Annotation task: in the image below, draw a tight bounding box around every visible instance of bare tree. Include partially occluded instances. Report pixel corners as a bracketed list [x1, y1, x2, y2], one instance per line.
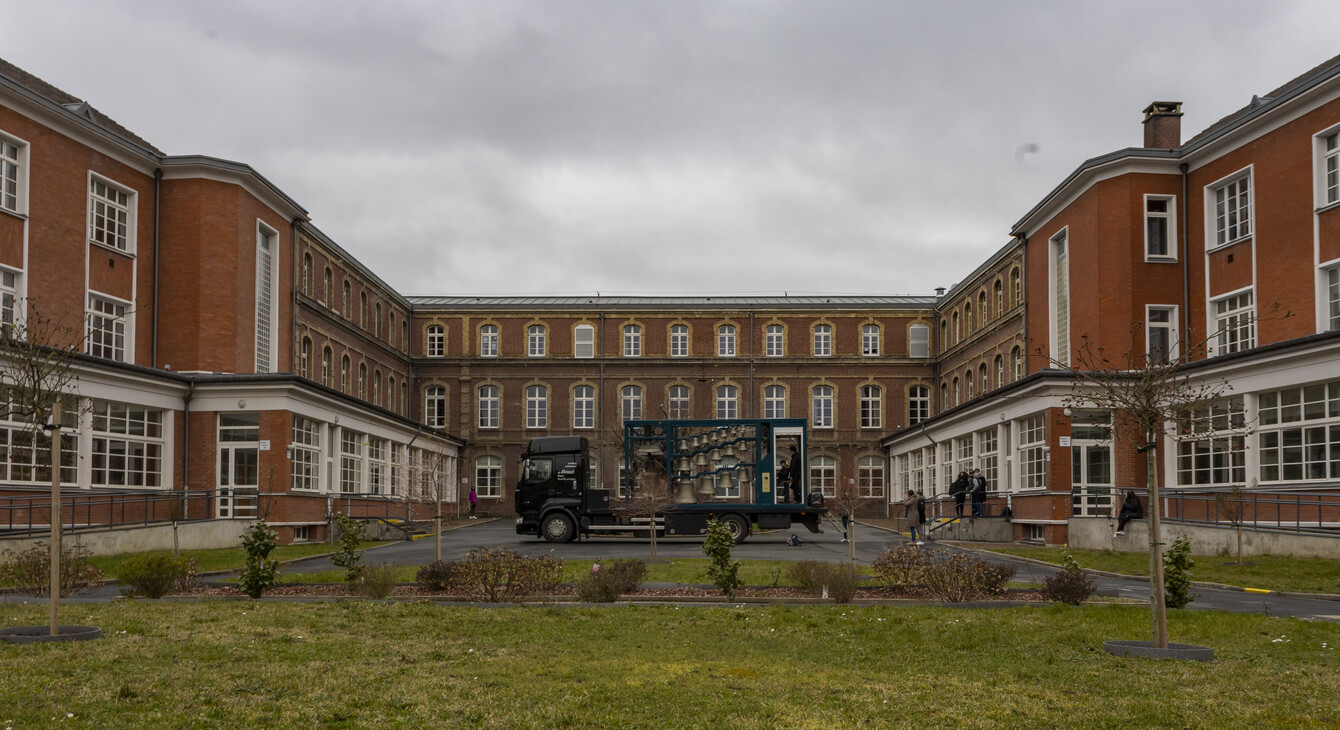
[0, 299, 92, 636]
[1215, 480, 1250, 566]
[395, 440, 458, 562]
[621, 454, 674, 559]
[828, 477, 877, 562]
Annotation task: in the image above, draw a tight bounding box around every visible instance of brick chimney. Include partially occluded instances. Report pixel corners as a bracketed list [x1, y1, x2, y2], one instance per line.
[1142, 101, 1183, 149]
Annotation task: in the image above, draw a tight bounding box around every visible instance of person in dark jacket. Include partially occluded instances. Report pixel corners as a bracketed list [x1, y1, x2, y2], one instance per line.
[1116, 491, 1144, 536]
[969, 469, 987, 517]
[776, 462, 791, 502]
[950, 472, 969, 516]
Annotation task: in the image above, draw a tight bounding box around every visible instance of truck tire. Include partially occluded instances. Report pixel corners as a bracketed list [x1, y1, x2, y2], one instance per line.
[541, 512, 576, 543]
[722, 514, 749, 544]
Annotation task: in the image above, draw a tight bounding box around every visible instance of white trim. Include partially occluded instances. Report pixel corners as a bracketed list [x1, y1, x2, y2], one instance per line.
[1144, 303, 1180, 364]
[86, 170, 138, 256]
[0, 128, 31, 216]
[1047, 227, 1070, 366]
[1312, 122, 1340, 209]
[254, 220, 279, 373]
[1202, 164, 1254, 253]
[1206, 285, 1255, 357]
[1142, 193, 1177, 262]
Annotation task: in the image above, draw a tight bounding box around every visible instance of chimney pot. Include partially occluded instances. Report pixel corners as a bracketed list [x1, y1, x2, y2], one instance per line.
[1142, 101, 1183, 149]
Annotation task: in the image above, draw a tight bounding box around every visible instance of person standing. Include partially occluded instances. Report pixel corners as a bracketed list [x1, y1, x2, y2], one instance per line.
[1116, 491, 1144, 536]
[468, 486, 478, 519]
[950, 471, 969, 516]
[970, 469, 987, 517]
[788, 445, 804, 503]
[904, 490, 924, 545]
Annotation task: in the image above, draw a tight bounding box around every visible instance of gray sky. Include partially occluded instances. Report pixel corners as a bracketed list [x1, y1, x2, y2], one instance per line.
[7, 1, 1339, 296]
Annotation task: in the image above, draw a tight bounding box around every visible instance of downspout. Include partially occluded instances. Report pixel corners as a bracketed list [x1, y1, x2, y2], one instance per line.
[747, 310, 755, 418]
[291, 218, 302, 373]
[1179, 163, 1191, 348]
[152, 168, 162, 367]
[181, 380, 195, 499]
[598, 312, 605, 485]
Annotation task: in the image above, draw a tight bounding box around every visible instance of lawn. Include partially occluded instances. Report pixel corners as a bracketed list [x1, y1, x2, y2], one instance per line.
[82, 541, 392, 579]
[276, 558, 867, 586]
[984, 547, 1340, 595]
[1, 601, 1337, 728]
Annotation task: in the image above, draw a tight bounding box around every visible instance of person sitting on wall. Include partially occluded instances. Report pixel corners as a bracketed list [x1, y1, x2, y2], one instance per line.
[1116, 491, 1144, 536]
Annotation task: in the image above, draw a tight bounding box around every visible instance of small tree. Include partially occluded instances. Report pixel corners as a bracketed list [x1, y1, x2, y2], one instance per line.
[828, 477, 877, 562]
[395, 440, 457, 562]
[703, 518, 742, 600]
[238, 521, 280, 599]
[331, 512, 365, 582]
[1214, 482, 1249, 566]
[1163, 535, 1195, 609]
[622, 455, 674, 559]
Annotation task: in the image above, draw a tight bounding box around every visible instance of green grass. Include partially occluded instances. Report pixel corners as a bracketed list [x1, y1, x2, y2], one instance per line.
[985, 547, 1340, 595]
[2, 601, 1337, 728]
[85, 541, 390, 579]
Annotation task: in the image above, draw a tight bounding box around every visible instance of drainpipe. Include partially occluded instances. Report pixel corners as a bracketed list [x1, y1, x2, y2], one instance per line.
[747, 310, 755, 418]
[1179, 163, 1191, 349]
[182, 380, 195, 504]
[152, 168, 162, 367]
[291, 218, 302, 373]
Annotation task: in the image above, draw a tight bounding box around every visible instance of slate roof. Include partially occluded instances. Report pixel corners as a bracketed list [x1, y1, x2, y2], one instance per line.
[0, 57, 164, 155]
[406, 295, 937, 309]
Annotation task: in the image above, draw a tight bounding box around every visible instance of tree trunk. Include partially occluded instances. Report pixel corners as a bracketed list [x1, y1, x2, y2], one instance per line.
[435, 495, 443, 563]
[1146, 438, 1168, 649]
[848, 518, 856, 562]
[49, 397, 62, 636]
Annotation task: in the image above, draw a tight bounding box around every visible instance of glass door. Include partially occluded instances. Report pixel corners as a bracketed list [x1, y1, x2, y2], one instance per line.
[1071, 444, 1113, 516]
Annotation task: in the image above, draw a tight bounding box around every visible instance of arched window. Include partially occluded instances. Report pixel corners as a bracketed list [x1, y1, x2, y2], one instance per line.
[860, 385, 882, 429]
[939, 320, 947, 354]
[952, 377, 960, 407]
[668, 384, 691, 419]
[323, 267, 332, 307]
[858, 456, 885, 498]
[939, 383, 948, 411]
[621, 385, 643, 421]
[862, 324, 880, 356]
[300, 337, 312, 380]
[426, 325, 445, 358]
[574, 323, 595, 358]
[763, 385, 786, 419]
[341, 355, 350, 393]
[909, 385, 930, 425]
[964, 302, 973, 334]
[526, 385, 548, 428]
[765, 324, 784, 357]
[670, 324, 689, 357]
[374, 303, 382, 338]
[623, 324, 642, 357]
[480, 324, 498, 357]
[358, 363, 367, 399]
[342, 280, 350, 318]
[994, 354, 1004, 389]
[478, 385, 499, 428]
[812, 324, 832, 356]
[359, 292, 368, 329]
[301, 253, 312, 297]
[993, 280, 1003, 318]
[810, 455, 837, 498]
[528, 325, 546, 357]
[812, 385, 834, 428]
[321, 347, 332, 387]
[373, 370, 382, 406]
[716, 385, 738, 419]
[573, 385, 595, 429]
[980, 363, 988, 394]
[978, 292, 987, 324]
[387, 375, 396, 412]
[952, 312, 960, 344]
[1010, 267, 1022, 307]
[402, 321, 409, 353]
[965, 371, 974, 400]
[717, 324, 736, 357]
[424, 385, 446, 427]
[1012, 346, 1023, 381]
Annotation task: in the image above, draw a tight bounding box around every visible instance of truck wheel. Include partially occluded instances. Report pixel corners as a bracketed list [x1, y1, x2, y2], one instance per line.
[722, 514, 749, 544]
[541, 513, 576, 543]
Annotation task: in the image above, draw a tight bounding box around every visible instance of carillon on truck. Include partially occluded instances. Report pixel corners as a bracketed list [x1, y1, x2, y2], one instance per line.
[515, 418, 826, 543]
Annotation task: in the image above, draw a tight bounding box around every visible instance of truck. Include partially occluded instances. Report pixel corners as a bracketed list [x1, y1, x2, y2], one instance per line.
[515, 417, 826, 544]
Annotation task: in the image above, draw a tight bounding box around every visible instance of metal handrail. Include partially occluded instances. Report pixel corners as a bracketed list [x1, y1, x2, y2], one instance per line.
[1103, 488, 1340, 536]
[0, 489, 221, 539]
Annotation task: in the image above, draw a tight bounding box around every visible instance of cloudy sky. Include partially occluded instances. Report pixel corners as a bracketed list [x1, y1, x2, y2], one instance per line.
[7, 1, 1339, 296]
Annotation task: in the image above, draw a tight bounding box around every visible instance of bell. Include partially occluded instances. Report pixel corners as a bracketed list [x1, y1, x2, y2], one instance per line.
[710, 448, 723, 463]
[675, 480, 696, 503]
[694, 451, 709, 467]
[676, 456, 691, 473]
[723, 441, 736, 458]
[718, 470, 734, 490]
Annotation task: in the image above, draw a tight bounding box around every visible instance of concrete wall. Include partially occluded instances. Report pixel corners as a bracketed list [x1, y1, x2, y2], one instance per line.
[1, 520, 253, 557]
[1069, 517, 1340, 559]
[928, 516, 1014, 542]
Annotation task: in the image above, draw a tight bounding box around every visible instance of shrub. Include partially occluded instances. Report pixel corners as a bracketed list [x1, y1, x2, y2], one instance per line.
[1041, 549, 1095, 606]
[356, 563, 399, 600]
[871, 543, 933, 587]
[415, 561, 460, 592]
[238, 521, 280, 599]
[117, 551, 197, 599]
[576, 559, 648, 602]
[331, 513, 366, 583]
[0, 543, 103, 598]
[818, 562, 861, 604]
[1164, 535, 1195, 609]
[703, 519, 742, 600]
[449, 548, 564, 603]
[785, 560, 829, 592]
[921, 553, 1015, 602]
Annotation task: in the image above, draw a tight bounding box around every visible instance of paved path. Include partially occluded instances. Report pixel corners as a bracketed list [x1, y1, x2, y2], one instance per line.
[7, 518, 1339, 621]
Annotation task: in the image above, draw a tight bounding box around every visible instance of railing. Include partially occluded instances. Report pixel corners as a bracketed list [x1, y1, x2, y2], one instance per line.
[0, 489, 224, 539]
[1153, 488, 1340, 535]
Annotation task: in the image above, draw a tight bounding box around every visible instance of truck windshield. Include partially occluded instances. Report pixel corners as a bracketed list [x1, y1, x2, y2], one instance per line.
[523, 458, 553, 482]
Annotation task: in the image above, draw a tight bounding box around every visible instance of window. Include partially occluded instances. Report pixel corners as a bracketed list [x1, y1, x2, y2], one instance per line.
[1321, 130, 1340, 207]
[909, 323, 930, 358]
[88, 176, 133, 252]
[359, 292, 368, 329]
[324, 268, 333, 308]
[255, 224, 276, 373]
[1177, 397, 1247, 487]
[299, 338, 312, 380]
[764, 385, 786, 419]
[478, 385, 500, 429]
[994, 355, 1004, 390]
[0, 270, 17, 335]
[909, 385, 929, 425]
[1147, 306, 1178, 365]
[89, 400, 162, 488]
[765, 324, 784, 357]
[668, 385, 691, 419]
[857, 456, 885, 498]
[401, 321, 409, 353]
[993, 280, 1003, 318]
[1326, 265, 1340, 331]
[372, 370, 382, 406]
[860, 324, 880, 356]
[1010, 267, 1021, 307]
[1145, 195, 1175, 259]
[387, 376, 395, 412]
[401, 382, 408, 414]
[978, 292, 987, 324]
[670, 324, 689, 357]
[574, 324, 595, 358]
[951, 312, 960, 345]
[957, 435, 974, 476]
[367, 438, 387, 494]
[476, 456, 502, 498]
[715, 385, 738, 420]
[526, 385, 548, 428]
[480, 324, 498, 357]
[1257, 381, 1340, 483]
[964, 370, 974, 401]
[357, 363, 367, 399]
[939, 321, 947, 354]
[528, 325, 546, 357]
[718, 324, 736, 357]
[1050, 229, 1070, 366]
[340, 429, 363, 493]
[321, 347, 332, 387]
[342, 280, 350, 317]
[621, 385, 643, 421]
[1019, 414, 1046, 490]
[860, 385, 882, 429]
[426, 325, 445, 357]
[301, 253, 312, 297]
[1213, 291, 1255, 355]
[964, 302, 973, 334]
[1211, 173, 1252, 247]
[952, 377, 959, 407]
[87, 295, 127, 362]
[623, 324, 642, 357]
[810, 456, 836, 498]
[812, 324, 831, 356]
[1012, 346, 1023, 381]
[573, 385, 595, 429]
[374, 303, 382, 338]
[341, 355, 350, 393]
[979, 363, 988, 394]
[0, 134, 24, 213]
[978, 428, 998, 492]
[812, 385, 834, 428]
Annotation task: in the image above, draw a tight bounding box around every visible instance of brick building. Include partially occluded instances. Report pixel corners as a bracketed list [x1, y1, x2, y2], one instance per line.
[3, 52, 1339, 546]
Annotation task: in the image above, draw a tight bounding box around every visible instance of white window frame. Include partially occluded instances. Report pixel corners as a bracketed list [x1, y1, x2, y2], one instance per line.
[340, 429, 364, 494]
[621, 385, 643, 422]
[717, 324, 736, 358]
[668, 385, 690, 419]
[87, 293, 130, 362]
[90, 400, 164, 488]
[861, 324, 880, 356]
[765, 324, 784, 357]
[623, 324, 642, 357]
[0, 131, 29, 215]
[715, 385, 738, 420]
[476, 455, 502, 498]
[812, 385, 834, 429]
[1325, 263, 1340, 332]
[0, 269, 20, 336]
[574, 324, 595, 359]
[1210, 288, 1255, 356]
[1146, 304, 1179, 365]
[1018, 414, 1046, 490]
[908, 385, 929, 425]
[87, 173, 136, 254]
[857, 456, 885, 499]
[478, 385, 500, 429]
[1206, 167, 1253, 250]
[424, 385, 447, 428]
[908, 323, 930, 358]
[1048, 228, 1070, 367]
[810, 456, 836, 499]
[573, 385, 595, 429]
[528, 324, 546, 357]
[426, 325, 445, 357]
[859, 385, 882, 429]
[670, 324, 689, 357]
[1314, 125, 1340, 209]
[480, 324, 498, 357]
[812, 324, 832, 357]
[1144, 194, 1176, 261]
[763, 385, 786, 419]
[526, 385, 548, 428]
[254, 222, 277, 373]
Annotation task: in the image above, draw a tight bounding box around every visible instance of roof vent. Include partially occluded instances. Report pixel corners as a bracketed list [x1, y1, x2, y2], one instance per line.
[934, 287, 947, 296]
[61, 101, 96, 121]
[1250, 94, 1272, 108]
[1142, 101, 1183, 148]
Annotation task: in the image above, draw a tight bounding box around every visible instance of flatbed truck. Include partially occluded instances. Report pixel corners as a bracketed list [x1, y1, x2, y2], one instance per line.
[515, 418, 825, 543]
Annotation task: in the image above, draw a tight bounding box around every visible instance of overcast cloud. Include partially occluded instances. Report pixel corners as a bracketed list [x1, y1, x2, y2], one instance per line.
[6, 1, 1339, 296]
